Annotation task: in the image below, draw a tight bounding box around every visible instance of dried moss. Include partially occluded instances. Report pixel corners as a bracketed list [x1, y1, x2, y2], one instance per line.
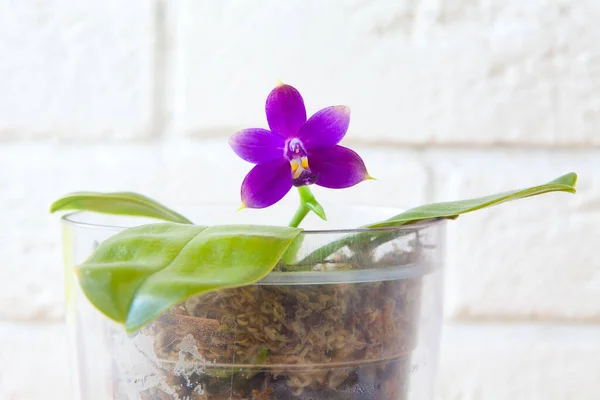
[131, 237, 426, 399]
[134, 274, 421, 399]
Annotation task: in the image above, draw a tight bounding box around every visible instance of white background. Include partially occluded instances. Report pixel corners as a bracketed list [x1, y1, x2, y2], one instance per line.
[0, 1, 599, 399]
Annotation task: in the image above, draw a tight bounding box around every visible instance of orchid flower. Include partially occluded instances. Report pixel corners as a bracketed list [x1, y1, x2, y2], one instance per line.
[229, 83, 370, 209]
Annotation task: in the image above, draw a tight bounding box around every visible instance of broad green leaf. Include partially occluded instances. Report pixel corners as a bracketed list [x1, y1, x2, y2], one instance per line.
[369, 172, 577, 228]
[295, 173, 577, 265]
[50, 192, 192, 224]
[77, 223, 301, 332]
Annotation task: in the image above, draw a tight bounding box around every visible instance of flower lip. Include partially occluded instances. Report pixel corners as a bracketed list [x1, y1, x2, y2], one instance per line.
[292, 170, 319, 187]
[286, 138, 318, 186]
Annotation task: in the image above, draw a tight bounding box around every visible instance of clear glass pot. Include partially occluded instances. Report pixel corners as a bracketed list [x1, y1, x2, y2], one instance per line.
[62, 206, 445, 400]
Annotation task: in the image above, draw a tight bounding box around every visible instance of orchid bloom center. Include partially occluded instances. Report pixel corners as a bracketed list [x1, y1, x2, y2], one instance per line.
[285, 138, 318, 187]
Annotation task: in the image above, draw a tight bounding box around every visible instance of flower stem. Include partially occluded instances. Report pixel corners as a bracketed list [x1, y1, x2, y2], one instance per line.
[288, 204, 310, 228]
[288, 186, 327, 228]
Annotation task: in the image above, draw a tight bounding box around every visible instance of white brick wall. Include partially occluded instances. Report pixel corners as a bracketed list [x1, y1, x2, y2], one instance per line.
[0, 0, 156, 140]
[0, 1, 598, 399]
[172, 0, 600, 146]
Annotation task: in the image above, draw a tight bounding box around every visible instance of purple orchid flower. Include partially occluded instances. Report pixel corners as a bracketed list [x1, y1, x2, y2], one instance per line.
[229, 83, 370, 209]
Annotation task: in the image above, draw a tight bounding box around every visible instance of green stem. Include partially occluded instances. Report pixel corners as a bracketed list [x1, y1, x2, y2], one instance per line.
[288, 186, 326, 228]
[283, 186, 327, 265]
[288, 203, 310, 228]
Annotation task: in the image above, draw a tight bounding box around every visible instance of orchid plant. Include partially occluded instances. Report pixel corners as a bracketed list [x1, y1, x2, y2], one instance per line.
[51, 83, 578, 333]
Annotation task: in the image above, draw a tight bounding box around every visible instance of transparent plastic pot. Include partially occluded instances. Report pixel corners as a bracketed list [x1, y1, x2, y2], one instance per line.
[62, 206, 445, 400]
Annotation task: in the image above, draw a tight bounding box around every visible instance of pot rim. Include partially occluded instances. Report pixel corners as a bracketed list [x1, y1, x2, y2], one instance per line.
[61, 209, 445, 234]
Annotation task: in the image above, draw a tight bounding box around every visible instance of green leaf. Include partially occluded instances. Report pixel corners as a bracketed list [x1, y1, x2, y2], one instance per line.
[294, 172, 577, 266]
[50, 191, 192, 224]
[280, 235, 304, 265]
[369, 172, 577, 228]
[77, 223, 301, 332]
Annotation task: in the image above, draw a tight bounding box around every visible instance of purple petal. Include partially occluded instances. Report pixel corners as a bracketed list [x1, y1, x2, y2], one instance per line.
[241, 159, 292, 208]
[229, 128, 284, 164]
[265, 84, 307, 138]
[298, 106, 350, 151]
[309, 145, 369, 189]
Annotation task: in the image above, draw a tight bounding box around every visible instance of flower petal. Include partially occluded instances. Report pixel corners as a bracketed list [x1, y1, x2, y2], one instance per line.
[298, 106, 350, 151]
[265, 84, 307, 138]
[229, 128, 284, 164]
[241, 159, 293, 208]
[309, 145, 369, 189]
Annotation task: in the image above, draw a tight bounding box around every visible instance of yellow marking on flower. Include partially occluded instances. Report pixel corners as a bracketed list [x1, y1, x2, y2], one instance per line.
[301, 157, 309, 170]
[291, 155, 311, 180]
[291, 159, 303, 179]
[276, 78, 285, 87]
